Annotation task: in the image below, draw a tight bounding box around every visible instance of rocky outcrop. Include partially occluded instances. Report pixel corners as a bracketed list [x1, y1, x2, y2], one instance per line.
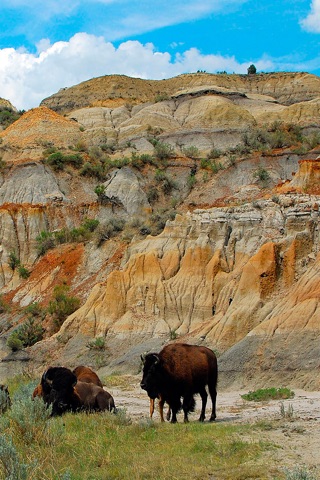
[41, 72, 320, 114]
[36, 192, 319, 389]
[0, 107, 83, 162]
[1, 72, 320, 389]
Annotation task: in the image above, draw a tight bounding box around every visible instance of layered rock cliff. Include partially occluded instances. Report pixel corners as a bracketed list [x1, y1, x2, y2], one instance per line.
[0, 72, 320, 389]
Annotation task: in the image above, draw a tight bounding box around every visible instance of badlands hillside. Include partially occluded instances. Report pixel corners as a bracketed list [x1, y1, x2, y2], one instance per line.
[0, 71, 320, 390]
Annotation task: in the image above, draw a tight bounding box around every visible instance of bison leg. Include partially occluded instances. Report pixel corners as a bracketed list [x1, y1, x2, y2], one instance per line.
[166, 405, 171, 422]
[149, 397, 155, 418]
[170, 398, 181, 423]
[208, 383, 217, 421]
[182, 395, 195, 423]
[158, 396, 165, 422]
[199, 387, 208, 422]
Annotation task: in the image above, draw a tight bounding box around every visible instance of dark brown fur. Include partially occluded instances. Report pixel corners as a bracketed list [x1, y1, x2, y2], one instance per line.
[74, 381, 116, 412]
[141, 343, 218, 423]
[36, 366, 116, 416]
[72, 365, 103, 388]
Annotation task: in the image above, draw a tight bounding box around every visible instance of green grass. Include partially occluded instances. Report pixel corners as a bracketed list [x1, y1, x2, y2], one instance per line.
[241, 387, 295, 402]
[0, 413, 274, 479]
[0, 377, 290, 479]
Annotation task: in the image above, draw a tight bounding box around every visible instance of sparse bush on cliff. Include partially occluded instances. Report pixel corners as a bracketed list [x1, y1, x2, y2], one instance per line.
[18, 265, 31, 280]
[36, 231, 55, 256]
[241, 122, 304, 153]
[36, 219, 100, 256]
[154, 169, 178, 194]
[7, 317, 44, 351]
[48, 284, 80, 329]
[8, 252, 31, 279]
[8, 252, 20, 271]
[181, 145, 200, 159]
[153, 140, 175, 160]
[44, 150, 83, 171]
[253, 166, 271, 187]
[94, 217, 126, 246]
[0, 107, 23, 129]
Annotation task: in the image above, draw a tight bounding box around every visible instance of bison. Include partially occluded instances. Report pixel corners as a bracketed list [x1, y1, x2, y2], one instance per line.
[140, 343, 217, 423]
[40, 366, 80, 416]
[38, 366, 116, 416]
[72, 365, 103, 388]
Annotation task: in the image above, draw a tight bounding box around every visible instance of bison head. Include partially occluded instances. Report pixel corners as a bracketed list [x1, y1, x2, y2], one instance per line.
[140, 353, 162, 399]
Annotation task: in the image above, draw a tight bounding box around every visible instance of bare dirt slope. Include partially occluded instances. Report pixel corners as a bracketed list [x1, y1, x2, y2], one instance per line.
[108, 376, 320, 477]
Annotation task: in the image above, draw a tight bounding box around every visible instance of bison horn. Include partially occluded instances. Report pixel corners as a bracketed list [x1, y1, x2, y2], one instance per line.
[150, 353, 160, 364]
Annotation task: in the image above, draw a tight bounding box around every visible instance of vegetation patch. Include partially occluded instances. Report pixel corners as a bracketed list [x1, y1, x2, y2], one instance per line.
[0, 376, 276, 480]
[241, 387, 295, 402]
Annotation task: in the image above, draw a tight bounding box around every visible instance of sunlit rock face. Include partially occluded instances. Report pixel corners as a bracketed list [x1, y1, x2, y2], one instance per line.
[1, 72, 320, 388]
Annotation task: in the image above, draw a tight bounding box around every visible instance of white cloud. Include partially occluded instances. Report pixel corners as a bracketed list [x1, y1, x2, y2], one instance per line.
[300, 0, 320, 32]
[0, 33, 312, 111]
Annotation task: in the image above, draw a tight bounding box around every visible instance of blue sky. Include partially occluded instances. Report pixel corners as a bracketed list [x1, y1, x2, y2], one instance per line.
[0, 0, 319, 110]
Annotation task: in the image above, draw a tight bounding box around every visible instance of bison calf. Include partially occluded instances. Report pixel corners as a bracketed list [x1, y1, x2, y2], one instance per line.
[141, 343, 217, 423]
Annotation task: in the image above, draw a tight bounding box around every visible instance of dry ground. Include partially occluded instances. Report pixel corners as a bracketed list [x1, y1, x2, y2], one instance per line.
[107, 375, 320, 477]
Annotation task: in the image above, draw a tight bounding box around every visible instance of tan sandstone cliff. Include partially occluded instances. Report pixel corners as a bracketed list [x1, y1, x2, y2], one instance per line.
[0, 72, 320, 389]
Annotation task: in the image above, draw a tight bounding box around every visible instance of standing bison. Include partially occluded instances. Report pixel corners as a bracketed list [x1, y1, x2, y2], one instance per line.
[140, 343, 218, 423]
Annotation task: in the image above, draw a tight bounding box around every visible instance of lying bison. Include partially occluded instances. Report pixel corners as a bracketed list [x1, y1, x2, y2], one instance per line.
[141, 343, 217, 423]
[72, 365, 103, 388]
[38, 366, 116, 416]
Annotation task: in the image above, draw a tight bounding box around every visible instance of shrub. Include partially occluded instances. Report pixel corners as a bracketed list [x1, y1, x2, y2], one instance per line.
[182, 145, 200, 159]
[94, 184, 106, 203]
[8, 252, 20, 271]
[24, 302, 44, 318]
[48, 284, 80, 328]
[207, 146, 222, 159]
[9, 383, 53, 444]
[283, 466, 317, 480]
[63, 153, 83, 168]
[82, 218, 99, 232]
[36, 231, 55, 256]
[153, 141, 175, 160]
[154, 169, 177, 194]
[0, 434, 28, 479]
[0, 107, 23, 129]
[46, 151, 65, 170]
[87, 337, 105, 350]
[18, 265, 30, 280]
[187, 174, 197, 190]
[253, 166, 271, 186]
[7, 318, 44, 351]
[154, 93, 170, 102]
[6, 334, 23, 352]
[146, 187, 159, 204]
[241, 387, 295, 402]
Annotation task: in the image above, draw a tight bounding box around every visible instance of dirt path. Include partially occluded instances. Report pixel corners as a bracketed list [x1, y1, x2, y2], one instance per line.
[107, 376, 320, 477]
